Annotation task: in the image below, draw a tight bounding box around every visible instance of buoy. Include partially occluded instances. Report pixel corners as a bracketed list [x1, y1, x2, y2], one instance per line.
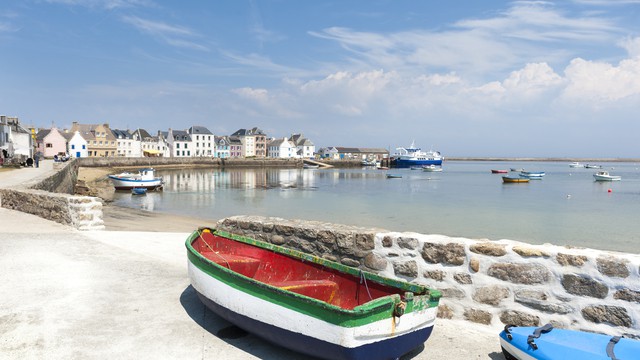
[567, 194, 571, 198]
[608, 189, 612, 193]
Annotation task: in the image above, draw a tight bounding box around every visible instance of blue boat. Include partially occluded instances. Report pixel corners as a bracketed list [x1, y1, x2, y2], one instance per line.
[520, 171, 545, 179]
[499, 324, 640, 360]
[131, 187, 148, 195]
[393, 141, 443, 168]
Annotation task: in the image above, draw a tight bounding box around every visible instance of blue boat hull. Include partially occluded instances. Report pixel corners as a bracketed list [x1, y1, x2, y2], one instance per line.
[195, 290, 433, 360]
[499, 325, 640, 360]
[394, 159, 442, 168]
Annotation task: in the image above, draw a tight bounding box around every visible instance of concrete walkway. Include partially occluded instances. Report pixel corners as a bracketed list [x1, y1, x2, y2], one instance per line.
[0, 159, 57, 189]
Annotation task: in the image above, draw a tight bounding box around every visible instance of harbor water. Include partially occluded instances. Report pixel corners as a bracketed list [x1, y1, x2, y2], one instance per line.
[112, 161, 640, 254]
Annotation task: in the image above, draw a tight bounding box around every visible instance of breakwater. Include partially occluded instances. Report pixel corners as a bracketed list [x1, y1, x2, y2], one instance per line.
[216, 215, 640, 337]
[0, 160, 104, 230]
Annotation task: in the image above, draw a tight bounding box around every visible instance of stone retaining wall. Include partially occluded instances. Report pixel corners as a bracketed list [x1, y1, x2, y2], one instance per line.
[216, 215, 640, 338]
[0, 160, 104, 230]
[77, 157, 303, 168]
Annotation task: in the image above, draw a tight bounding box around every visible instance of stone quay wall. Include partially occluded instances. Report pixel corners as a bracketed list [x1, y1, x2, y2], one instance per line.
[0, 160, 104, 230]
[216, 215, 640, 338]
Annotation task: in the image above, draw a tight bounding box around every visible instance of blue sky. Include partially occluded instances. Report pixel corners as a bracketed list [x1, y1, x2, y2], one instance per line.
[1, 1, 640, 157]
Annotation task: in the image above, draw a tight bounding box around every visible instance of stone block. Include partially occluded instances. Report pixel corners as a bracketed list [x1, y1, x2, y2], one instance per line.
[469, 242, 507, 257]
[487, 263, 550, 284]
[454, 273, 472, 284]
[556, 253, 588, 267]
[469, 258, 480, 273]
[439, 287, 466, 299]
[514, 289, 573, 314]
[421, 242, 466, 266]
[464, 309, 492, 325]
[581, 305, 632, 327]
[270, 235, 286, 245]
[596, 256, 630, 278]
[381, 236, 393, 247]
[363, 253, 387, 271]
[512, 246, 549, 258]
[393, 260, 418, 278]
[613, 288, 640, 303]
[340, 258, 360, 267]
[472, 285, 510, 305]
[499, 310, 540, 327]
[424, 270, 445, 281]
[355, 233, 375, 251]
[561, 274, 608, 299]
[437, 304, 454, 319]
[397, 236, 419, 250]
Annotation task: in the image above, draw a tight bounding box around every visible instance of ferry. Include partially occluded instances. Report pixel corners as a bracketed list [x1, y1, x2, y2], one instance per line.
[393, 141, 443, 168]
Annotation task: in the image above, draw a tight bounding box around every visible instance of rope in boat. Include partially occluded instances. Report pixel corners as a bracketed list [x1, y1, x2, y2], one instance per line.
[359, 270, 373, 302]
[197, 229, 230, 269]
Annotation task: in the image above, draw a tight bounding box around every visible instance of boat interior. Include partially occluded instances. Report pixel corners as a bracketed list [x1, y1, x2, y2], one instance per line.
[191, 230, 417, 310]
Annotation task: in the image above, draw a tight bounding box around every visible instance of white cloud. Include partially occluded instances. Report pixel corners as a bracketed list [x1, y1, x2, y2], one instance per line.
[562, 57, 640, 102]
[619, 36, 640, 58]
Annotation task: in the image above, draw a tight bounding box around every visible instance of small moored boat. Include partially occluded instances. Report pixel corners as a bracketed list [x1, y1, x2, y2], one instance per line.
[108, 168, 163, 190]
[510, 168, 524, 172]
[186, 228, 441, 360]
[520, 171, 545, 179]
[502, 176, 529, 183]
[593, 171, 621, 181]
[386, 174, 403, 179]
[569, 162, 585, 168]
[491, 169, 508, 174]
[585, 164, 603, 169]
[422, 165, 443, 172]
[131, 187, 147, 195]
[499, 323, 640, 360]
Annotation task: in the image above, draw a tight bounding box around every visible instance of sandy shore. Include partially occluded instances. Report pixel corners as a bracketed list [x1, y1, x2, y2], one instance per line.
[102, 204, 217, 232]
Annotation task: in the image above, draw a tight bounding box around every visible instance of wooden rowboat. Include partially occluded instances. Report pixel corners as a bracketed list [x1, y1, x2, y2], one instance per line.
[186, 228, 441, 360]
[499, 324, 640, 360]
[502, 176, 529, 183]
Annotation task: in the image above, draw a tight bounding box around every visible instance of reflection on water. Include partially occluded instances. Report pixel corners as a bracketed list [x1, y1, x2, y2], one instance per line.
[111, 163, 640, 253]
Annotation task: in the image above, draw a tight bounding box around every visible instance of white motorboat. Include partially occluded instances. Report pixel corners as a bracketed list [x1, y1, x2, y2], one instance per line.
[569, 162, 584, 168]
[422, 165, 443, 172]
[593, 171, 621, 181]
[108, 168, 164, 190]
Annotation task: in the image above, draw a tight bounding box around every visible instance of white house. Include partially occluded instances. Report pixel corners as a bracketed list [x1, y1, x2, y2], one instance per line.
[112, 129, 140, 157]
[7, 118, 34, 159]
[267, 137, 297, 158]
[318, 147, 340, 160]
[167, 129, 192, 157]
[188, 126, 215, 157]
[68, 131, 88, 158]
[214, 136, 230, 158]
[289, 133, 315, 159]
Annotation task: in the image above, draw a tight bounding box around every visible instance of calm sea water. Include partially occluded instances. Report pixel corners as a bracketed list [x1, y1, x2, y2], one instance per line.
[112, 161, 640, 253]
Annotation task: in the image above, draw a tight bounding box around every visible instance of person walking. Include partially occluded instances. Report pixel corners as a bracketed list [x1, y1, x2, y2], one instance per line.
[34, 152, 40, 168]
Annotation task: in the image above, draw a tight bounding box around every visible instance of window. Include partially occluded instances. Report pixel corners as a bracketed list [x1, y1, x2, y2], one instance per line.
[46, 143, 53, 148]
[82, 145, 86, 149]
[71, 145, 75, 149]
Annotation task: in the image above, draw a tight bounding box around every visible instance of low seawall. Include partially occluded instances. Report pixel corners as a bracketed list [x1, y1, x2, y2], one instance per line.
[216, 215, 640, 337]
[77, 157, 304, 168]
[0, 160, 104, 230]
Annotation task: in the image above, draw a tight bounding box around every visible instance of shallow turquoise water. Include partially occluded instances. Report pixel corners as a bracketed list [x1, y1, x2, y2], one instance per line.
[112, 161, 640, 253]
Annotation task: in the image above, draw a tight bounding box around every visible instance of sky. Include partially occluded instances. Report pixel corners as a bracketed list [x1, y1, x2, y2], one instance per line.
[1, 1, 640, 158]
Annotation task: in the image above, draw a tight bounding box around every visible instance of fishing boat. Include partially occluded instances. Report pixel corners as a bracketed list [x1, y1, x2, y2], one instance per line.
[422, 165, 443, 172]
[131, 187, 147, 195]
[585, 164, 602, 169]
[108, 168, 164, 190]
[491, 169, 508, 174]
[510, 168, 524, 172]
[393, 141, 443, 168]
[520, 171, 545, 179]
[303, 164, 320, 169]
[502, 176, 529, 183]
[569, 162, 585, 168]
[499, 324, 640, 360]
[186, 228, 441, 360]
[386, 174, 403, 179]
[593, 171, 621, 181]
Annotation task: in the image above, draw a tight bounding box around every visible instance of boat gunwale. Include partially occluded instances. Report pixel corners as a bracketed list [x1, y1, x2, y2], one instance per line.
[186, 228, 440, 320]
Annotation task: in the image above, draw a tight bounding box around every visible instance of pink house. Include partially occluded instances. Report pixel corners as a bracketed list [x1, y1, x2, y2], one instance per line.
[36, 127, 68, 158]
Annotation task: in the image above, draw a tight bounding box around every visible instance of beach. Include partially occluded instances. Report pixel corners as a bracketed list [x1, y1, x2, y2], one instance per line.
[0, 204, 502, 359]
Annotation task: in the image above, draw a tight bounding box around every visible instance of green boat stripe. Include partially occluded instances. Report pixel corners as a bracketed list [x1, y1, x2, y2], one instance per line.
[186, 230, 440, 328]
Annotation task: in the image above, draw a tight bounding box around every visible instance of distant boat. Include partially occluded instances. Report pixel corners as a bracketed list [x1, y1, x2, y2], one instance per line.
[520, 171, 545, 179]
[593, 171, 621, 181]
[108, 168, 163, 190]
[499, 324, 640, 360]
[491, 170, 508, 174]
[377, 166, 389, 170]
[131, 187, 147, 195]
[303, 164, 319, 169]
[393, 141, 443, 168]
[569, 162, 585, 168]
[187, 228, 441, 360]
[410, 165, 423, 170]
[585, 164, 603, 169]
[510, 168, 524, 172]
[502, 176, 529, 183]
[423, 165, 443, 172]
[386, 174, 402, 179]
[361, 159, 377, 166]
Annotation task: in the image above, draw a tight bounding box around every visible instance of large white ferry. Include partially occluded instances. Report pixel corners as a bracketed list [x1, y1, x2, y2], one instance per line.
[393, 141, 443, 168]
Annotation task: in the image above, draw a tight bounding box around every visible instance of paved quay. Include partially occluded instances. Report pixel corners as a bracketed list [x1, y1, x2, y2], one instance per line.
[0, 164, 501, 359]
